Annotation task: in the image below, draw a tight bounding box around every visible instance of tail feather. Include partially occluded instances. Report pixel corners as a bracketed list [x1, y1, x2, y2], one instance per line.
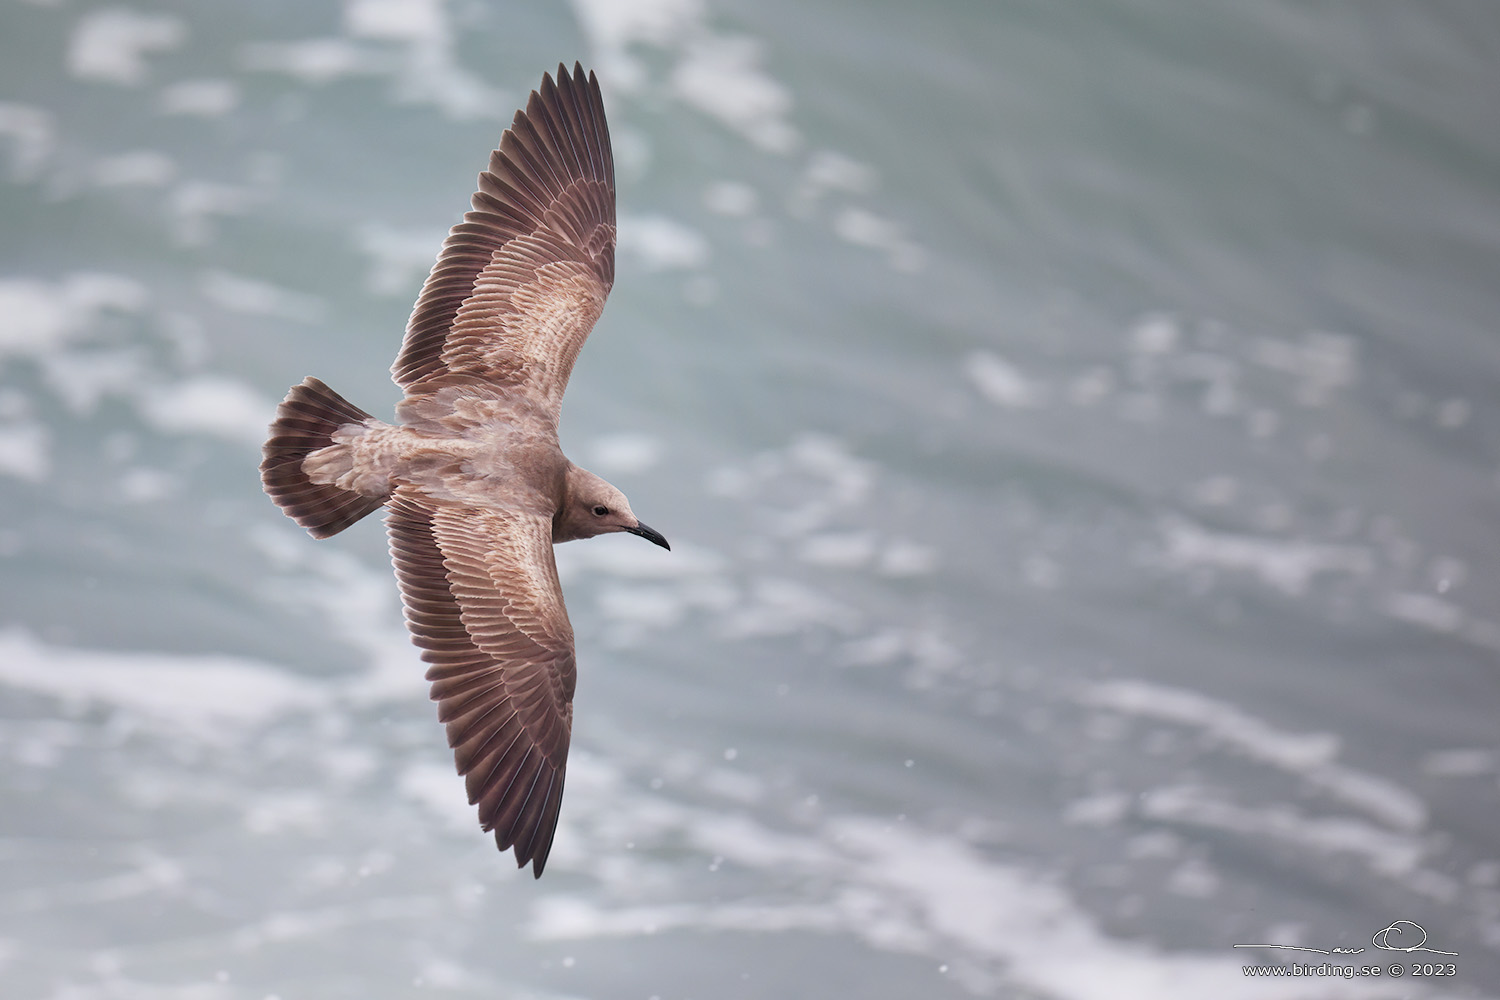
[261, 377, 387, 538]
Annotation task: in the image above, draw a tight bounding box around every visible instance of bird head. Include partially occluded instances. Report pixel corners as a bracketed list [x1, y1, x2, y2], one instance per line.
[557, 466, 670, 549]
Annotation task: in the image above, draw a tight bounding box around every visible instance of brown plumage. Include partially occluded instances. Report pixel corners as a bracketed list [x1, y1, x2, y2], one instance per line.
[260, 64, 669, 877]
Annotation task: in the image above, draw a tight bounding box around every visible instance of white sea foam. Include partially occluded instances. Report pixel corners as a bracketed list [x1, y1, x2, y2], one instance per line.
[671, 33, 796, 152]
[0, 273, 148, 356]
[345, 0, 445, 41]
[1188, 474, 1239, 507]
[1129, 313, 1181, 354]
[586, 431, 663, 475]
[1084, 679, 1427, 831]
[798, 531, 877, 568]
[0, 628, 320, 743]
[569, 0, 706, 93]
[964, 350, 1041, 408]
[118, 466, 177, 502]
[356, 223, 442, 296]
[802, 149, 878, 196]
[1381, 591, 1464, 633]
[1067, 366, 1117, 406]
[229, 895, 432, 953]
[786, 148, 879, 219]
[1140, 785, 1424, 876]
[381, 36, 498, 121]
[242, 1, 498, 119]
[595, 584, 690, 630]
[555, 536, 724, 582]
[1064, 790, 1132, 826]
[243, 792, 328, 836]
[558, 531, 733, 645]
[697, 765, 764, 805]
[837, 629, 907, 667]
[530, 806, 1422, 999]
[0, 421, 49, 481]
[398, 762, 474, 833]
[1422, 748, 1495, 777]
[246, 532, 423, 705]
[1246, 330, 1359, 405]
[92, 149, 176, 187]
[1156, 515, 1373, 595]
[833, 206, 926, 272]
[0, 102, 54, 181]
[1087, 679, 1340, 770]
[240, 38, 387, 85]
[138, 374, 275, 445]
[67, 8, 187, 86]
[720, 576, 855, 637]
[876, 539, 938, 576]
[702, 433, 915, 614]
[38, 347, 150, 414]
[617, 213, 710, 271]
[571, 0, 935, 281]
[570, 0, 798, 151]
[0, 537, 1461, 999]
[836, 627, 960, 686]
[2, 852, 190, 917]
[1377, 595, 1500, 655]
[168, 181, 255, 245]
[702, 180, 757, 216]
[199, 269, 326, 324]
[158, 78, 239, 117]
[787, 433, 873, 504]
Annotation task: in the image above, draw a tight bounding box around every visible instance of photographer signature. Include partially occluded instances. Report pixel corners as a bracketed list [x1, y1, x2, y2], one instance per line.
[1233, 920, 1457, 956]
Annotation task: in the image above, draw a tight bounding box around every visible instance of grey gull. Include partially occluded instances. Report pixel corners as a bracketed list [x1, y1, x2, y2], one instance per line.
[260, 63, 668, 877]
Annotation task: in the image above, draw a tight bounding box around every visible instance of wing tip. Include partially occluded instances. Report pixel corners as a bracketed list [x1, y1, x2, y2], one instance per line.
[496, 813, 554, 878]
[489, 761, 566, 878]
[540, 61, 588, 98]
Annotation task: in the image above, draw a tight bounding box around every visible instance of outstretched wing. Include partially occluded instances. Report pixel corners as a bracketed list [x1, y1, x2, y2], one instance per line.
[392, 62, 615, 419]
[386, 487, 576, 877]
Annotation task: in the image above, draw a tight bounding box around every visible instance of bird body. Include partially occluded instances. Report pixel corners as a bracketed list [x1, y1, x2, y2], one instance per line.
[260, 64, 667, 877]
[302, 387, 565, 512]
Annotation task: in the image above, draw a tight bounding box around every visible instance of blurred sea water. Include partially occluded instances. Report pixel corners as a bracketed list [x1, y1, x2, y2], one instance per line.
[2, 0, 1499, 997]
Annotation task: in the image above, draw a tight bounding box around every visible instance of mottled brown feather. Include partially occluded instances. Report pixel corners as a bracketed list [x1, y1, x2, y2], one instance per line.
[260, 377, 387, 538]
[392, 61, 615, 417]
[260, 65, 642, 876]
[386, 488, 574, 877]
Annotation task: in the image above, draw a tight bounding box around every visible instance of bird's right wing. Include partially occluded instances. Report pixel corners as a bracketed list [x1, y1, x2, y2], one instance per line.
[391, 62, 615, 420]
[386, 487, 575, 877]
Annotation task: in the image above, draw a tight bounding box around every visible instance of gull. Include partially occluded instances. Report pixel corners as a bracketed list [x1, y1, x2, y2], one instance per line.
[260, 63, 668, 877]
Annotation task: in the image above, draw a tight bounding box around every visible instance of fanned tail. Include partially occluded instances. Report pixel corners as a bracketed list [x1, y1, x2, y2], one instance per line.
[261, 377, 387, 538]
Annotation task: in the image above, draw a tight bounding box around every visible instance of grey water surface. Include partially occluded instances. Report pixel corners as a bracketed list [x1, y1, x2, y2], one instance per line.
[2, 0, 1498, 997]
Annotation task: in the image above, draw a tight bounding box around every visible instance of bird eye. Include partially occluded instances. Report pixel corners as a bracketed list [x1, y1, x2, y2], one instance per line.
[592, 505, 609, 516]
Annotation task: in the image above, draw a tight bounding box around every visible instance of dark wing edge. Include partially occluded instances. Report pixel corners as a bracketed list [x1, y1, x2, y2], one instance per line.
[386, 491, 576, 877]
[392, 62, 616, 391]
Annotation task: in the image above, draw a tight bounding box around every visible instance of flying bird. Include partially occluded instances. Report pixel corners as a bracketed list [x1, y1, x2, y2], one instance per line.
[260, 63, 668, 877]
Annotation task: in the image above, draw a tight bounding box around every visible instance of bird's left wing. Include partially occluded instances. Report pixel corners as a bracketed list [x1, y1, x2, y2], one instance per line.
[386, 487, 576, 876]
[392, 63, 615, 420]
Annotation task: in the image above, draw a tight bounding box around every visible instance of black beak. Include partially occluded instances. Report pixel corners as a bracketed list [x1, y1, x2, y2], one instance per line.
[625, 520, 670, 550]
